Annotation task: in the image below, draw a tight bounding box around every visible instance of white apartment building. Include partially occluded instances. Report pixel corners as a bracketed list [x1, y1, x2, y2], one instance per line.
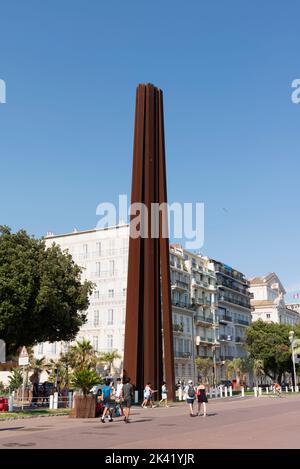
[36, 224, 130, 374]
[249, 273, 300, 326]
[169, 245, 195, 383]
[36, 226, 197, 382]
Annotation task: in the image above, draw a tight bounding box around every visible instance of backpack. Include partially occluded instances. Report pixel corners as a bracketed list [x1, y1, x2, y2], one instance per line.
[187, 385, 195, 398]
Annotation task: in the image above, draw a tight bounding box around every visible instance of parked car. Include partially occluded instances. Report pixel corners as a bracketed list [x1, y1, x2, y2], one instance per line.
[218, 380, 232, 388]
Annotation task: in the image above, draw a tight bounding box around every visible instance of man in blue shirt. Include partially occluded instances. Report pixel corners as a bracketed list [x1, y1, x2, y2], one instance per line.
[101, 379, 114, 423]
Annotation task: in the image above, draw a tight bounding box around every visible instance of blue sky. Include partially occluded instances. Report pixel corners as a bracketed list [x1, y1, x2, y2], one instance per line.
[0, 1, 300, 299]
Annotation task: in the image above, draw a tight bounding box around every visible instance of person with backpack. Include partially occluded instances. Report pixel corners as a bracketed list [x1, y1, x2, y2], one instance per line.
[196, 381, 208, 416]
[100, 379, 114, 423]
[184, 380, 196, 416]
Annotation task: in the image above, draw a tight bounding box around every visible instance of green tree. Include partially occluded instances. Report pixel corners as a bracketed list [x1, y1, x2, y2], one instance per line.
[71, 370, 101, 396]
[253, 358, 265, 386]
[246, 320, 294, 382]
[8, 368, 23, 392]
[0, 226, 94, 356]
[98, 349, 121, 376]
[226, 358, 244, 386]
[195, 357, 213, 384]
[68, 339, 98, 372]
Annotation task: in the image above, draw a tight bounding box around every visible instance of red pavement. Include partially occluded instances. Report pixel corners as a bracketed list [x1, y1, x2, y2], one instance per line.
[0, 395, 300, 449]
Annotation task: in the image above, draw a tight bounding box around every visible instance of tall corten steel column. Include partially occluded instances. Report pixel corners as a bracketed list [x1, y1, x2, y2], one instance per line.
[123, 83, 175, 400]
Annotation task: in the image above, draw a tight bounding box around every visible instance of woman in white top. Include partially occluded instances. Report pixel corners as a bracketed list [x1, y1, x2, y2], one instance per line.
[159, 381, 169, 407]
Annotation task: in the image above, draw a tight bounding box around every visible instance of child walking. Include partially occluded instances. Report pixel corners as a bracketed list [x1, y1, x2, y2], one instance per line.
[159, 381, 169, 407]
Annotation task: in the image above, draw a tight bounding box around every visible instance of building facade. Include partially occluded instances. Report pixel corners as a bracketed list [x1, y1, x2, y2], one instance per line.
[210, 260, 252, 380]
[35, 226, 254, 385]
[249, 273, 300, 326]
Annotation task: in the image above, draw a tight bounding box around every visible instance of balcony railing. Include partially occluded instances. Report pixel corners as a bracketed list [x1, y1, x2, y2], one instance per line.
[173, 323, 184, 333]
[219, 334, 232, 341]
[174, 351, 192, 359]
[219, 355, 235, 361]
[235, 336, 246, 343]
[171, 300, 194, 310]
[172, 280, 189, 290]
[195, 314, 213, 324]
[200, 336, 214, 343]
[235, 318, 250, 326]
[219, 314, 233, 323]
[218, 295, 250, 310]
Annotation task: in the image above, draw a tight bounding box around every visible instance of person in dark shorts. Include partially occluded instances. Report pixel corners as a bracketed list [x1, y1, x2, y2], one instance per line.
[101, 379, 114, 423]
[122, 376, 134, 423]
[196, 382, 208, 416]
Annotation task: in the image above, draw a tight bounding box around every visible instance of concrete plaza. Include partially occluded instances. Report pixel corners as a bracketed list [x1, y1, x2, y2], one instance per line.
[0, 395, 300, 449]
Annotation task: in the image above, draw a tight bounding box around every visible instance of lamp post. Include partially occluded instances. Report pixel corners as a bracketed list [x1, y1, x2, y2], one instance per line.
[289, 331, 297, 388]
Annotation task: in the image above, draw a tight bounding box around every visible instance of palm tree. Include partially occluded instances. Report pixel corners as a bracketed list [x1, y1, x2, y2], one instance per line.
[98, 349, 121, 376]
[195, 357, 213, 384]
[253, 359, 265, 387]
[29, 356, 46, 381]
[71, 370, 101, 396]
[68, 339, 98, 372]
[226, 358, 243, 387]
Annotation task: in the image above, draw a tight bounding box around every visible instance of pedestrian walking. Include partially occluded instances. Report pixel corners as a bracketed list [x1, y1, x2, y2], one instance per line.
[114, 377, 124, 417]
[196, 382, 208, 416]
[184, 380, 196, 416]
[122, 376, 134, 423]
[141, 383, 158, 408]
[159, 381, 169, 407]
[101, 379, 114, 423]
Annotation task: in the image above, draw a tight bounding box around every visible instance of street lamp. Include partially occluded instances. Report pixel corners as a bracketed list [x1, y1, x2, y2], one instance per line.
[289, 331, 297, 388]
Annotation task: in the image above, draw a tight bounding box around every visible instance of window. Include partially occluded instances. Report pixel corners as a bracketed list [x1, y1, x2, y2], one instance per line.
[96, 242, 101, 256]
[94, 290, 100, 299]
[96, 262, 101, 277]
[123, 288, 127, 297]
[109, 260, 115, 276]
[108, 309, 114, 325]
[38, 343, 43, 355]
[50, 343, 56, 355]
[83, 244, 88, 259]
[186, 317, 190, 333]
[93, 336, 98, 351]
[107, 335, 113, 350]
[108, 289, 114, 298]
[266, 314, 271, 318]
[93, 310, 99, 327]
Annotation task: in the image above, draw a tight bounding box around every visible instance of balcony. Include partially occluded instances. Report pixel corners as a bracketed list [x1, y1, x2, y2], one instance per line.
[219, 334, 232, 341]
[171, 299, 194, 311]
[171, 280, 189, 291]
[235, 318, 250, 326]
[173, 323, 184, 334]
[219, 314, 233, 323]
[215, 266, 248, 285]
[219, 355, 235, 361]
[235, 336, 246, 343]
[195, 314, 213, 325]
[174, 351, 192, 359]
[218, 295, 251, 310]
[200, 336, 214, 344]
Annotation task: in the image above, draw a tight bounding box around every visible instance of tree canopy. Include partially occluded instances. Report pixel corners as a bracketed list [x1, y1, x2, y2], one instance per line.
[0, 226, 94, 356]
[246, 320, 300, 382]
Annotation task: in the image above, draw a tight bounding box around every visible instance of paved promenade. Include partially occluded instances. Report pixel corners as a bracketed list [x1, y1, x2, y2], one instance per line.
[0, 395, 300, 449]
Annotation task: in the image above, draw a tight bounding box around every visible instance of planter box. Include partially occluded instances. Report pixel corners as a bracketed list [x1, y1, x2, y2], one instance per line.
[70, 395, 96, 418]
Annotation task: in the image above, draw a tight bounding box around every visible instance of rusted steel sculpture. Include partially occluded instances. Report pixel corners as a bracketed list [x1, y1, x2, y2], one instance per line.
[123, 84, 175, 400]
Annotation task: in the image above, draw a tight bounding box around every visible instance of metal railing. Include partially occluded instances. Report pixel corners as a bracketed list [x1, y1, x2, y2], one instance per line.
[195, 314, 213, 324]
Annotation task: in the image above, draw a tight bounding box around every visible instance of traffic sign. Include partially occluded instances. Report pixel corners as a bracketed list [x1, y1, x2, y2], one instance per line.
[18, 346, 29, 366]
